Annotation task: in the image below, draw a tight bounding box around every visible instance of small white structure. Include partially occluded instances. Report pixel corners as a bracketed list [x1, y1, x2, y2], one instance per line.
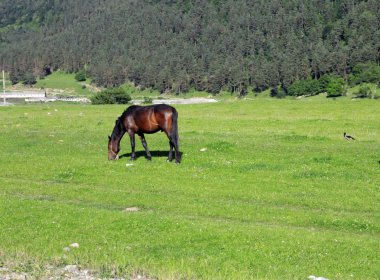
[1, 91, 46, 102]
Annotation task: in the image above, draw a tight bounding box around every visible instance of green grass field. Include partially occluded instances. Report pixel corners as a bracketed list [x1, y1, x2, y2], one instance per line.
[34, 71, 95, 96]
[0, 98, 379, 279]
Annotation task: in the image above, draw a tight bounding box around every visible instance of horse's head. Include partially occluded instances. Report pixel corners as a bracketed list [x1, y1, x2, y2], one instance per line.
[108, 135, 120, 160]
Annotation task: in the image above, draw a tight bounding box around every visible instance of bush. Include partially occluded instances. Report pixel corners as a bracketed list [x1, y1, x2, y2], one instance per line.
[353, 85, 373, 98]
[350, 63, 380, 86]
[326, 76, 346, 97]
[40, 65, 52, 79]
[318, 74, 332, 92]
[91, 87, 131, 104]
[270, 87, 286, 98]
[9, 71, 21, 85]
[287, 77, 322, 96]
[142, 96, 153, 104]
[287, 74, 348, 98]
[22, 72, 37, 86]
[75, 70, 86, 82]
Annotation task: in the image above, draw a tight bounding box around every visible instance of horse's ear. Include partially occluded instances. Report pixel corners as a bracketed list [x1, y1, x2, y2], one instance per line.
[108, 135, 111, 140]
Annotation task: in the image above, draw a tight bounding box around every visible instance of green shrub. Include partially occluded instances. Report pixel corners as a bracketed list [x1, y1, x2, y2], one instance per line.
[270, 87, 286, 98]
[142, 96, 153, 104]
[353, 85, 373, 98]
[350, 63, 380, 86]
[22, 72, 37, 86]
[326, 76, 346, 97]
[75, 70, 87, 82]
[91, 87, 131, 104]
[287, 74, 348, 98]
[287, 77, 322, 96]
[318, 74, 332, 93]
[9, 71, 21, 85]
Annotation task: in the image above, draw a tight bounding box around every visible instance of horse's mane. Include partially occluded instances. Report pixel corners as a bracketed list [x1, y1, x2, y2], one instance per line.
[112, 116, 125, 137]
[120, 105, 140, 119]
[113, 105, 141, 135]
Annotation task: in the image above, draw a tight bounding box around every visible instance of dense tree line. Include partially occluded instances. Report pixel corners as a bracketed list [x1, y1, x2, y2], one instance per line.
[0, 0, 379, 94]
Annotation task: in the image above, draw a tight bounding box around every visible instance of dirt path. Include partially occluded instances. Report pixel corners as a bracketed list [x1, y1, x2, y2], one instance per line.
[0, 265, 152, 280]
[132, 97, 218, 105]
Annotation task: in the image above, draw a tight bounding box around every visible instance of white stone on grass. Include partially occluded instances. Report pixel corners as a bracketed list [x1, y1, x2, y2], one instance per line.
[69, 242, 80, 248]
[308, 275, 329, 280]
[123, 207, 140, 212]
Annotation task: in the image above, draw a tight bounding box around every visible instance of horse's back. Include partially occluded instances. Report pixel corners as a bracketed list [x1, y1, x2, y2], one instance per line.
[123, 104, 176, 133]
[151, 104, 176, 119]
[152, 103, 175, 112]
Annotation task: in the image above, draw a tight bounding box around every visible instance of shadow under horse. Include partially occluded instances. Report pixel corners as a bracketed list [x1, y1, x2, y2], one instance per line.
[108, 104, 181, 163]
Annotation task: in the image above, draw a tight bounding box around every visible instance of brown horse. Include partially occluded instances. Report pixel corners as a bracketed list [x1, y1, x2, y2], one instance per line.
[108, 104, 181, 163]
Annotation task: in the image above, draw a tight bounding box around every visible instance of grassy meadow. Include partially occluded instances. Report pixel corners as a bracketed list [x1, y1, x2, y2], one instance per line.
[0, 98, 379, 279]
[34, 71, 96, 96]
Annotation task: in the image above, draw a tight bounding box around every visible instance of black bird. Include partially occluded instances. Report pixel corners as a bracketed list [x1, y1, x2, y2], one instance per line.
[344, 132, 355, 140]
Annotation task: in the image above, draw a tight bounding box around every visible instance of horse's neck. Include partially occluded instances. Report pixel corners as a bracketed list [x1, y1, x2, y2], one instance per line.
[111, 126, 125, 146]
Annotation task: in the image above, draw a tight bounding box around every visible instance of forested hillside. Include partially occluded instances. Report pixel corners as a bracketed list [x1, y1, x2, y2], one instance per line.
[1, 0, 379, 94]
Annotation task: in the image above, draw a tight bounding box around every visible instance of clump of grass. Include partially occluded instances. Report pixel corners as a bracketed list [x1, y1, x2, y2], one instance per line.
[142, 96, 153, 104]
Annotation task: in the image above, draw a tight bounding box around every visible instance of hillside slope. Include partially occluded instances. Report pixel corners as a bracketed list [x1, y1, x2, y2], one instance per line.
[1, 0, 379, 93]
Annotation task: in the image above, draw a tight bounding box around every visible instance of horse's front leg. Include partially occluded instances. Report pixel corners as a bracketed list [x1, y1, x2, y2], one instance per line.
[129, 132, 136, 160]
[139, 133, 152, 160]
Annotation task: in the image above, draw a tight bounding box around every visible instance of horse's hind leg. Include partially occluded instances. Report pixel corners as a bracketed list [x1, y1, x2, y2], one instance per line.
[167, 141, 174, 162]
[172, 135, 180, 164]
[166, 131, 180, 164]
[172, 110, 181, 164]
[139, 133, 152, 160]
[163, 109, 180, 163]
[164, 130, 174, 162]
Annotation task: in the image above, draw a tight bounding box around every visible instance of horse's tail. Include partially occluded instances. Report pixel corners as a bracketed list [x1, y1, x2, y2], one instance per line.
[171, 107, 179, 147]
[171, 107, 181, 163]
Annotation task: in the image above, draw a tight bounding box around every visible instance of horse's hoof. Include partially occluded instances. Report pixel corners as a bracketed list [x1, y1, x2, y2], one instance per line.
[130, 157, 136, 161]
[146, 157, 152, 161]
